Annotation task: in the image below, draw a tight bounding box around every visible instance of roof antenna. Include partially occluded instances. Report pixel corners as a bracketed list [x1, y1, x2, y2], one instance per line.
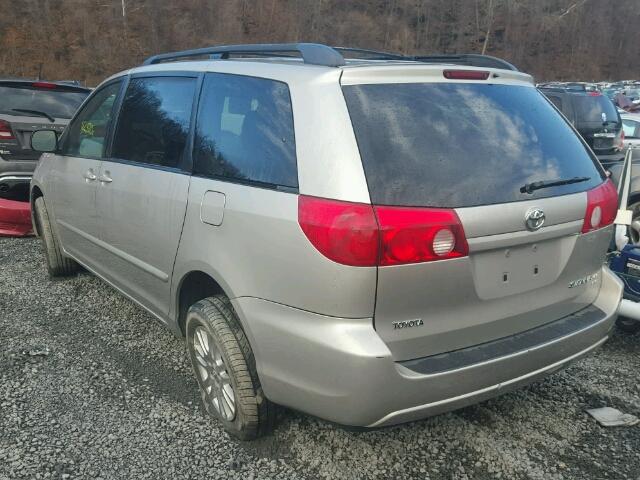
[37, 63, 43, 81]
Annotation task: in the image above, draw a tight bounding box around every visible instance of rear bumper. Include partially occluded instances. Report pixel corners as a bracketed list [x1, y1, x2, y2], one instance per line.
[0, 197, 33, 236]
[234, 265, 622, 427]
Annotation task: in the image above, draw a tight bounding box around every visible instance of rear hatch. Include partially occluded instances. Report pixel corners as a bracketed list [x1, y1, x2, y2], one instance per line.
[572, 93, 622, 156]
[342, 69, 614, 361]
[0, 81, 89, 160]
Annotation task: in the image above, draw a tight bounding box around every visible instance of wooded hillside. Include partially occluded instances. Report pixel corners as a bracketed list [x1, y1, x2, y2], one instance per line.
[1, 0, 638, 86]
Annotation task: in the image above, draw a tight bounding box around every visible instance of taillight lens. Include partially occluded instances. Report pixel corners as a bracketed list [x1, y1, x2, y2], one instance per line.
[582, 180, 618, 233]
[375, 205, 469, 266]
[298, 195, 469, 267]
[0, 120, 15, 140]
[298, 196, 379, 266]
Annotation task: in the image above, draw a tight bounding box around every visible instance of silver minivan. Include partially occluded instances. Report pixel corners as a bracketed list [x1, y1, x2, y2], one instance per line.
[30, 44, 623, 439]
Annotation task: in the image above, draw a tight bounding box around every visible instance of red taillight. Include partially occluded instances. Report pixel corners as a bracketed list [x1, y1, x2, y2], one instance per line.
[298, 195, 469, 267]
[298, 196, 379, 266]
[32, 82, 57, 89]
[582, 180, 618, 233]
[443, 70, 490, 80]
[0, 120, 15, 141]
[375, 206, 469, 266]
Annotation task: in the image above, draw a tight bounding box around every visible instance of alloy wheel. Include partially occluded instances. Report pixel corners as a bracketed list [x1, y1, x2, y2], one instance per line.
[192, 326, 236, 421]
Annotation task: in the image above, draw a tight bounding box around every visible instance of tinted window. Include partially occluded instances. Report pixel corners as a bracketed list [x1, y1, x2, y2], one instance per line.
[343, 83, 604, 208]
[574, 95, 619, 125]
[62, 81, 121, 158]
[546, 94, 563, 112]
[112, 77, 196, 168]
[0, 85, 88, 119]
[193, 73, 297, 188]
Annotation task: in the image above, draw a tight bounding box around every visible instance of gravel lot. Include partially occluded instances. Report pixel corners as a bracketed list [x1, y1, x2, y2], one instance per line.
[1, 237, 640, 480]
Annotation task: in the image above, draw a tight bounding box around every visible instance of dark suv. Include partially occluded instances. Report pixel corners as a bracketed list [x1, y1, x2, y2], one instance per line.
[539, 86, 624, 167]
[0, 79, 90, 200]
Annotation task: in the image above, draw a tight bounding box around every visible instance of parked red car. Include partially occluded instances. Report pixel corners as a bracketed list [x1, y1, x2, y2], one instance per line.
[0, 197, 32, 236]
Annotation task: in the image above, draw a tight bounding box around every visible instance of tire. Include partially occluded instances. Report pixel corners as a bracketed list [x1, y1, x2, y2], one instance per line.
[617, 315, 640, 333]
[33, 197, 78, 277]
[185, 295, 276, 440]
[627, 201, 640, 245]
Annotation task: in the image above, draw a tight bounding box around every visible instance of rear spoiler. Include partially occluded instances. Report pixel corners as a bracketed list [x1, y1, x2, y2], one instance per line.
[0, 80, 90, 93]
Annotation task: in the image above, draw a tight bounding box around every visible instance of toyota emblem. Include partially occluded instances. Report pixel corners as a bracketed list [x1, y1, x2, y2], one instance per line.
[525, 208, 545, 231]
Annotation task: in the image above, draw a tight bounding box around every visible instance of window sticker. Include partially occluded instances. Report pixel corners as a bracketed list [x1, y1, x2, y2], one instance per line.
[80, 121, 95, 137]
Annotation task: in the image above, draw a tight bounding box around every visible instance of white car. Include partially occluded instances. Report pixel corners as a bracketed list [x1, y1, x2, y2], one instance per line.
[621, 113, 640, 153]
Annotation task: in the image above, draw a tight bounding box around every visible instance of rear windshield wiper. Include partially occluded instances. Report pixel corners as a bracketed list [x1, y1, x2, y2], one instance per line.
[520, 176, 590, 194]
[11, 108, 55, 123]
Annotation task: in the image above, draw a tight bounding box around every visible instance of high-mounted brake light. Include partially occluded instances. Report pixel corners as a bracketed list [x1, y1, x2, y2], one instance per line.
[443, 70, 490, 80]
[32, 82, 57, 89]
[0, 120, 15, 141]
[581, 180, 617, 233]
[587, 91, 602, 96]
[298, 196, 469, 267]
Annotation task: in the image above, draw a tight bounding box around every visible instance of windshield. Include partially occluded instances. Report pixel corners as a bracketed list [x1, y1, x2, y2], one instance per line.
[0, 85, 88, 119]
[343, 83, 604, 208]
[573, 94, 619, 125]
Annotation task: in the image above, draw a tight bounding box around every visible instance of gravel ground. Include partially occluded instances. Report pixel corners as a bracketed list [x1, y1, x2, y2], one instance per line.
[1, 237, 639, 480]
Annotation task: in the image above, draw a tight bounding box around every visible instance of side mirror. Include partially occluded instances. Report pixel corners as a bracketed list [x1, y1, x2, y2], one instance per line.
[31, 130, 58, 153]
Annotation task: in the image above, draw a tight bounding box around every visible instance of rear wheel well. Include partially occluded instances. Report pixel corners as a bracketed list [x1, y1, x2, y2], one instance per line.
[177, 271, 224, 336]
[31, 186, 44, 236]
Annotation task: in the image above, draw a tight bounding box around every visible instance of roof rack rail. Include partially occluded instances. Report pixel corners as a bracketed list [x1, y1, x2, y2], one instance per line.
[142, 43, 519, 71]
[142, 43, 346, 67]
[538, 83, 588, 92]
[411, 54, 518, 71]
[332, 47, 407, 61]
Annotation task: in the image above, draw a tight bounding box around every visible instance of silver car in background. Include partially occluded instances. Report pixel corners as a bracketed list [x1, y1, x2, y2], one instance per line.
[30, 44, 623, 440]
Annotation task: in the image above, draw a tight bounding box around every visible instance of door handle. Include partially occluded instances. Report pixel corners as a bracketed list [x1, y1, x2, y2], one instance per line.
[98, 173, 113, 184]
[83, 170, 97, 181]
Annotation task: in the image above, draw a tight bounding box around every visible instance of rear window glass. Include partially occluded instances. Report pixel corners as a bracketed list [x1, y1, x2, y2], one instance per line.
[343, 83, 604, 208]
[0, 85, 88, 119]
[574, 95, 619, 124]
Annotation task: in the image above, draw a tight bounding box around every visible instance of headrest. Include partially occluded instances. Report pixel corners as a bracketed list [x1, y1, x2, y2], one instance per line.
[227, 96, 252, 115]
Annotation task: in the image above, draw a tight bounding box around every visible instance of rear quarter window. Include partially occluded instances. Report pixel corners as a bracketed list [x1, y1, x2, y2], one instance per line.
[343, 83, 604, 208]
[193, 73, 297, 189]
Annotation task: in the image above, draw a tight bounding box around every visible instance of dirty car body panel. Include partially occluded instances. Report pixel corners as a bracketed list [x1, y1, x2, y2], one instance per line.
[31, 52, 623, 428]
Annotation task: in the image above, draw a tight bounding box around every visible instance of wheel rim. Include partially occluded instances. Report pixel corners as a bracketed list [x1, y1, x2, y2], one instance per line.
[192, 326, 236, 421]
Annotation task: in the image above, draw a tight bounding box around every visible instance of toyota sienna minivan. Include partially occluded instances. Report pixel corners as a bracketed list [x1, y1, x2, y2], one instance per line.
[30, 44, 623, 439]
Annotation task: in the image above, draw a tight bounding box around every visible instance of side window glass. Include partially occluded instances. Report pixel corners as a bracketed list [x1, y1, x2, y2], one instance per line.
[112, 77, 196, 168]
[623, 120, 640, 139]
[193, 73, 297, 188]
[62, 81, 121, 158]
